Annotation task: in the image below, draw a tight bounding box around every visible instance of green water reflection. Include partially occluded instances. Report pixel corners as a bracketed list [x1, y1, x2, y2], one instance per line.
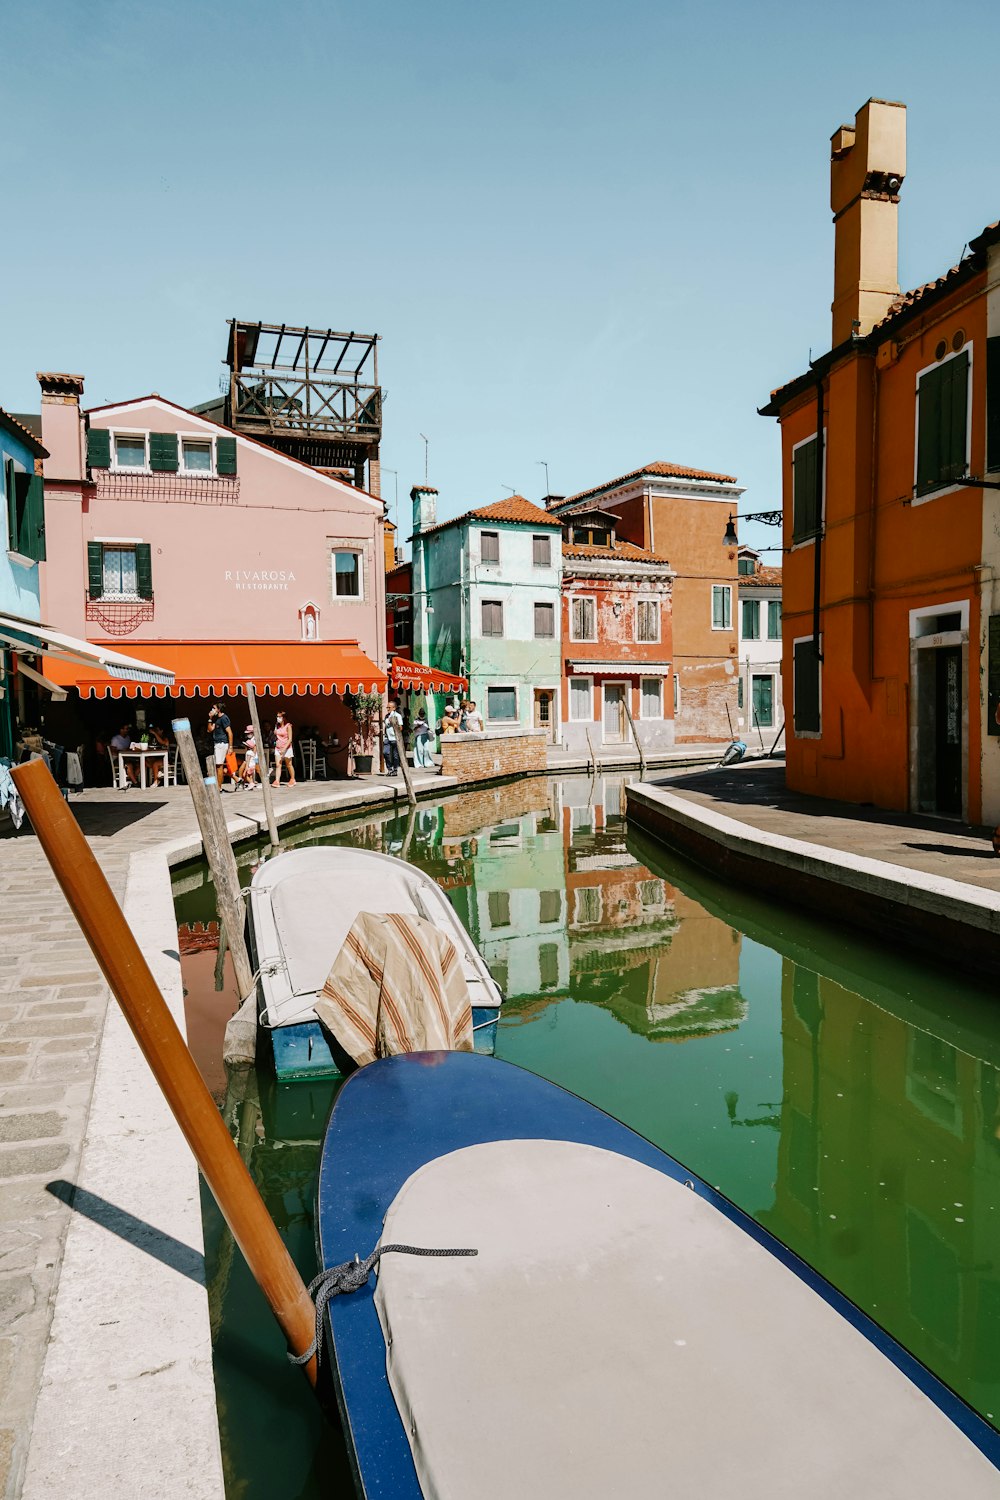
[173, 773, 1000, 1497]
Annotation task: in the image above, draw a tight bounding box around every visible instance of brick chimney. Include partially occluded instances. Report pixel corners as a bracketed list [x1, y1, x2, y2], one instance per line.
[37, 372, 86, 482]
[830, 99, 906, 344]
[411, 483, 438, 535]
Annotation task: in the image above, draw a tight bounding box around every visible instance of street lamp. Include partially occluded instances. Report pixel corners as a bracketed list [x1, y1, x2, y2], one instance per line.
[723, 509, 783, 546]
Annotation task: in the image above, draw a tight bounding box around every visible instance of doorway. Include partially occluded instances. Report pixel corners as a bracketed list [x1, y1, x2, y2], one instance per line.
[533, 688, 556, 743]
[602, 683, 626, 744]
[915, 645, 963, 816]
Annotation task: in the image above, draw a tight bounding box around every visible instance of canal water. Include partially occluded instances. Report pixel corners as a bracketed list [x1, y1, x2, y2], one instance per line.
[172, 774, 1000, 1497]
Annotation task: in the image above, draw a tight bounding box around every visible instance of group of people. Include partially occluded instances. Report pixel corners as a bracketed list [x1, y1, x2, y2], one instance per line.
[107, 721, 171, 787]
[379, 697, 483, 777]
[207, 704, 296, 791]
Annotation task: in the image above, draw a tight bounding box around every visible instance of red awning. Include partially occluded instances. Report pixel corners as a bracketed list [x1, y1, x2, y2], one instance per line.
[389, 657, 467, 693]
[43, 640, 386, 699]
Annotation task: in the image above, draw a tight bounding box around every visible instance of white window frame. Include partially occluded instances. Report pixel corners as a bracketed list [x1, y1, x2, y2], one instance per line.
[912, 343, 974, 507]
[331, 547, 365, 602]
[99, 543, 141, 601]
[790, 429, 827, 550]
[569, 593, 596, 643]
[673, 672, 681, 715]
[569, 676, 593, 722]
[178, 433, 217, 476]
[110, 429, 150, 473]
[640, 676, 663, 719]
[486, 683, 519, 723]
[480, 530, 501, 565]
[792, 633, 822, 739]
[636, 596, 660, 644]
[481, 598, 504, 638]
[711, 584, 732, 631]
[533, 600, 555, 639]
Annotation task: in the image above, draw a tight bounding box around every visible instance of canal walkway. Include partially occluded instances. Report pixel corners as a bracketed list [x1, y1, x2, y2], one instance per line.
[0, 766, 449, 1500]
[628, 761, 1000, 977]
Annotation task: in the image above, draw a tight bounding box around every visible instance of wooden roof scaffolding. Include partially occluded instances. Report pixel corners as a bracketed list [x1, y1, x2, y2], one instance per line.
[223, 320, 382, 480]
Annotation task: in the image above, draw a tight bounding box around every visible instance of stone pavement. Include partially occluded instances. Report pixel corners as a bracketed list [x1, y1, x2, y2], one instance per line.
[653, 760, 1000, 894]
[0, 765, 445, 1500]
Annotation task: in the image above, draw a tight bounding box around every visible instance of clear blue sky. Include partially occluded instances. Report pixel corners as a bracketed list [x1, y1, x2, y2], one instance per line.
[4, 0, 1000, 555]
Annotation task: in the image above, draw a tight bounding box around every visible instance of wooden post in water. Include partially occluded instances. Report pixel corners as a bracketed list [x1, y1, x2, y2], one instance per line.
[172, 718, 255, 1002]
[396, 725, 418, 808]
[10, 759, 318, 1385]
[623, 698, 646, 782]
[245, 681, 279, 849]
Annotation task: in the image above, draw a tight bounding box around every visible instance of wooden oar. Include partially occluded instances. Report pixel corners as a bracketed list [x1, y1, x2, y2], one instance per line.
[11, 759, 318, 1386]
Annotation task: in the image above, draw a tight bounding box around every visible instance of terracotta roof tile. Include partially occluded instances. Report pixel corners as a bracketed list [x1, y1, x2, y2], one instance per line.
[417, 494, 562, 538]
[555, 460, 738, 509]
[562, 540, 672, 565]
[740, 565, 783, 587]
[0, 406, 48, 459]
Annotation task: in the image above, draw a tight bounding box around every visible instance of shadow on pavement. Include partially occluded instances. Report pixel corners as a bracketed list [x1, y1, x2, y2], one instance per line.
[46, 1179, 205, 1285]
[904, 842, 997, 860]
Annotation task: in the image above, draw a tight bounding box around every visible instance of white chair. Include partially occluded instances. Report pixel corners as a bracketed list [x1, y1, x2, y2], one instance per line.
[107, 747, 127, 790]
[298, 739, 317, 780]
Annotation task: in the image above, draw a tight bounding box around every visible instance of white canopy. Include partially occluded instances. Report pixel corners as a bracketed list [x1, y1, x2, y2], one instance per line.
[0, 611, 174, 694]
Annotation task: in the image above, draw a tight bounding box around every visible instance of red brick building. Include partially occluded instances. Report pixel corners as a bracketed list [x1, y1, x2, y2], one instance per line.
[558, 507, 676, 755]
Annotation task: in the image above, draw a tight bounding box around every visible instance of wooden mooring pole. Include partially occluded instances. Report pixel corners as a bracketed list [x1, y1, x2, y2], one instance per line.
[623, 699, 647, 782]
[171, 717, 255, 1003]
[10, 759, 318, 1384]
[245, 681, 279, 849]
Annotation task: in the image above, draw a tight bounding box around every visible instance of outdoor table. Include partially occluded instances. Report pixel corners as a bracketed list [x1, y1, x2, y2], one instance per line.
[118, 747, 171, 789]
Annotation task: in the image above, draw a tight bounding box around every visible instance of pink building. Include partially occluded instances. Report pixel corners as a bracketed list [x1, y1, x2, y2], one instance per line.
[38, 373, 387, 756]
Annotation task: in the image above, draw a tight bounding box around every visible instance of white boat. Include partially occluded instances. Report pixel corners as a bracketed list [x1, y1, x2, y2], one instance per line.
[246, 846, 504, 1081]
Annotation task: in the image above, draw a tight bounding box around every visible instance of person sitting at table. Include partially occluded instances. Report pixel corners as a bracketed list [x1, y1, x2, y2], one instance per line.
[147, 724, 171, 786]
[109, 723, 138, 787]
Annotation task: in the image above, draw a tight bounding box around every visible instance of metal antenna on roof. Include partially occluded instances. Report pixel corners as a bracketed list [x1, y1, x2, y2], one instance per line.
[537, 460, 550, 497]
[384, 467, 399, 533]
[500, 484, 517, 496]
[419, 434, 429, 482]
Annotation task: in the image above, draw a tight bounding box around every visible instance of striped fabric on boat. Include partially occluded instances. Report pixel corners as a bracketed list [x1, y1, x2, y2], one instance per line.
[314, 912, 474, 1067]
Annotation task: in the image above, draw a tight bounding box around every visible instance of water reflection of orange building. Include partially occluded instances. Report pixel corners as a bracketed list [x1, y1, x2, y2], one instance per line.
[766, 958, 1000, 1411]
[561, 775, 743, 1041]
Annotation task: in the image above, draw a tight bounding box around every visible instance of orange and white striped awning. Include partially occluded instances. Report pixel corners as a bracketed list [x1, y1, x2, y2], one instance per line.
[43, 640, 386, 699]
[389, 657, 467, 693]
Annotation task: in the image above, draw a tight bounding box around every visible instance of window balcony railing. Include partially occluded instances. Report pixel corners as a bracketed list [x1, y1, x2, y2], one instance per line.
[94, 472, 240, 505]
[85, 594, 155, 636]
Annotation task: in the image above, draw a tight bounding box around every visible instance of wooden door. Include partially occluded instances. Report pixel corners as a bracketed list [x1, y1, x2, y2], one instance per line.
[533, 689, 555, 742]
[603, 683, 626, 743]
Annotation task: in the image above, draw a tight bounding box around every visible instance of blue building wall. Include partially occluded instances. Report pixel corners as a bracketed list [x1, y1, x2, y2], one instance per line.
[1, 415, 45, 756]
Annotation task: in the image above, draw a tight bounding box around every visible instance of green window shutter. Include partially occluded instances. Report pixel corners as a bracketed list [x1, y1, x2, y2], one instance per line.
[22, 474, 45, 562]
[13, 472, 31, 557]
[988, 339, 1000, 474]
[216, 436, 237, 475]
[793, 639, 820, 734]
[4, 458, 14, 548]
[792, 437, 818, 542]
[149, 432, 178, 472]
[135, 543, 153, 600]
[917, 353, 968, 495]
[87, 541, 104, 598]
[87, 428, 111, 469]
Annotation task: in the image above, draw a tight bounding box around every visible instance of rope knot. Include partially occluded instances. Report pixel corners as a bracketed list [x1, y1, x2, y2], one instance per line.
[288, 1241, 477, 1367]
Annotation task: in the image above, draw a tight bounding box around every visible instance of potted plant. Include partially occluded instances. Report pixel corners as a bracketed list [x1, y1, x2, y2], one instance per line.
[344, 690, 381, 775]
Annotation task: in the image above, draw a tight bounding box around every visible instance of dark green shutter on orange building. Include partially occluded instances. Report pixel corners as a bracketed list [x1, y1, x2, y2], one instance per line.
[916, 352, 968, 495]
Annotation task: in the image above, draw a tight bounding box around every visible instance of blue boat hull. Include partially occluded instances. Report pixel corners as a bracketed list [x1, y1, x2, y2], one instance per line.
[267, 1006, 500, 1082]
[316, 1052, 1000, 1500]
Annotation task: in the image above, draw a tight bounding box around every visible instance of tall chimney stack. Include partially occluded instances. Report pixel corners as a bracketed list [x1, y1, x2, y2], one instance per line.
[37, 372, 85, 482]
[410, 483, 438, 536]
[830, 99, 906, 345]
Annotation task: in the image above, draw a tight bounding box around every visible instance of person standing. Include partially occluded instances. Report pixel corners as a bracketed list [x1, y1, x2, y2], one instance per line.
[465, 701, 484, 733]
[412, 707, 434, 768]
[383, 698, 404, 777]
[208, 704, 233, 790]
[272, 711, 295, 787]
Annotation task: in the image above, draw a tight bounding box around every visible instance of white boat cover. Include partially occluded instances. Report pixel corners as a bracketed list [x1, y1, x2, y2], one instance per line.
[375, 1140, 998, 1499]
[314, 912, 473, 1066]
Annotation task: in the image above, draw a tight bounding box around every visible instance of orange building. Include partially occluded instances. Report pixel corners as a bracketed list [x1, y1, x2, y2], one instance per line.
[762, 98, 1000, 825]
[550, 461, 744, 742]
